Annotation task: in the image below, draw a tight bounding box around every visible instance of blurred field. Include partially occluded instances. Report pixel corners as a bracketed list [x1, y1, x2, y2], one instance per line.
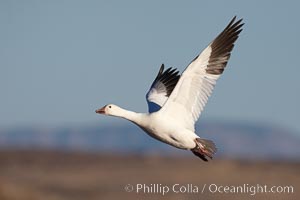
[0, 150, 298, 200]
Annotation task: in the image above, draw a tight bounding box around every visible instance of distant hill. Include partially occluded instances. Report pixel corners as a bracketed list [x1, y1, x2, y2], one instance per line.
[0, 121, 299, 160]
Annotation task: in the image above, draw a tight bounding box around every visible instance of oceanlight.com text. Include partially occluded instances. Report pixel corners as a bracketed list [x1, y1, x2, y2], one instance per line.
[124, 183, 294, 196]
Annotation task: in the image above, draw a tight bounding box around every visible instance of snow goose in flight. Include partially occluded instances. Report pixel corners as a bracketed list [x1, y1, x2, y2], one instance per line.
[96, 16, 244, 161]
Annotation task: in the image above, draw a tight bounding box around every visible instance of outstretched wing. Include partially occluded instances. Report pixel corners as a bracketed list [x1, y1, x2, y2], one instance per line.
[146, 64, 180, 113]
[160, 16, 244, 131]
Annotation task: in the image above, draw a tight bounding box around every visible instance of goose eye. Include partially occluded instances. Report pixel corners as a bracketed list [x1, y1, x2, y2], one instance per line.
[108, 105, 112, 108]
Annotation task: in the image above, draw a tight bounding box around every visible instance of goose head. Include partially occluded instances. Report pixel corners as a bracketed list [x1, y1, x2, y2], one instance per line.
[95, 104, 122, 116]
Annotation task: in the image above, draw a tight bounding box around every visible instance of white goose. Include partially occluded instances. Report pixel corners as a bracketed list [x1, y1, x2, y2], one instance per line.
[96, 16, 244, 161]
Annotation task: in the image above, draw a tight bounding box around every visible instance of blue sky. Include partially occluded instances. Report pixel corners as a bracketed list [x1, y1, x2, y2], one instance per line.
[1, 1, 300, 134]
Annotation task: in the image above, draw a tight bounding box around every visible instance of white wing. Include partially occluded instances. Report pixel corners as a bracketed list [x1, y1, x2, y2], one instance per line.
[146, 64, 180, 113]
[160, 16, 244, 131]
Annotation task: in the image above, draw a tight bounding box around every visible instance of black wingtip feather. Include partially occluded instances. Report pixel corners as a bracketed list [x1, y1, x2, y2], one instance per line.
[206, 16, 244, 75]
[150, 64, 181, 97]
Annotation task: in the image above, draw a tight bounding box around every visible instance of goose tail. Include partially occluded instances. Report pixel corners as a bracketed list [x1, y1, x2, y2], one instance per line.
[191, 138, 217, 161]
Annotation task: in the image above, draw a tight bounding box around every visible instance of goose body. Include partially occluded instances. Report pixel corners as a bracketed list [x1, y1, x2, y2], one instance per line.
[96, 17, 244, 161]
